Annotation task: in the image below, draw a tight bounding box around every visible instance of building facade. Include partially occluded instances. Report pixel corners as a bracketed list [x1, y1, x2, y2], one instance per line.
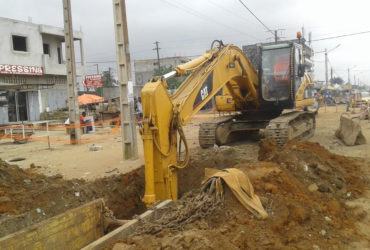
[0, 17, 85, 124]
[133, 56, 190, 97]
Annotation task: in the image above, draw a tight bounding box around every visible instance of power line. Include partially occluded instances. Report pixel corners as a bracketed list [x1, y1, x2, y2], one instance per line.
[159, 0, 258, 40]
[312, 30, 370, 41]
[237, 0, 274, 36]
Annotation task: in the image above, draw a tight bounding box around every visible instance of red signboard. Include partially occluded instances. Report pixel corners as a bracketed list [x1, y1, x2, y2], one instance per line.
[0, 64, 44, 76]
[84, 74, 103, 88]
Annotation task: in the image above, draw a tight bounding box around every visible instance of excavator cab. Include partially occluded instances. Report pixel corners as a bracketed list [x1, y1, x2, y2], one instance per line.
[259, 42, 310, 110]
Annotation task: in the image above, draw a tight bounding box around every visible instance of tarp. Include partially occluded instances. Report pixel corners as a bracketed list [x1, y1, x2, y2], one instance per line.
[202, 168, 268, 219]
[78, 94, 104, 105]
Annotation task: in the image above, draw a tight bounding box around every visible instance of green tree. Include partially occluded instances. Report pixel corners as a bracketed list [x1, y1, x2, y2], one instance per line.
[96, 70, 116, 96]
[153, 66, 184, 90]
[330, 76, 344, 85]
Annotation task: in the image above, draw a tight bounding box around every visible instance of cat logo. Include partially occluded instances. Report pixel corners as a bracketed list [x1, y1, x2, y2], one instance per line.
[201, 86, 208, 100]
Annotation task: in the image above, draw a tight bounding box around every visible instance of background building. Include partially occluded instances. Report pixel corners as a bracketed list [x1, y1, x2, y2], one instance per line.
[0, 17, 85, 124]
[133, 56, 190, 97]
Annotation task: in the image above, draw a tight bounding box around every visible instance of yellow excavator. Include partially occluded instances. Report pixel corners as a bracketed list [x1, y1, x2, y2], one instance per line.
[140, 35, 315, 206]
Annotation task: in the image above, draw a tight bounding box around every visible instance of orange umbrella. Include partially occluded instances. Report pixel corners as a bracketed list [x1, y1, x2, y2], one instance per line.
[78, 94, 104, 105]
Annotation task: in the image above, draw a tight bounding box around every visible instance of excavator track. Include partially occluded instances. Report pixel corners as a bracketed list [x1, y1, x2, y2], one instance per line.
[198, 116, 234, 148]
[264, 111, 315, 146]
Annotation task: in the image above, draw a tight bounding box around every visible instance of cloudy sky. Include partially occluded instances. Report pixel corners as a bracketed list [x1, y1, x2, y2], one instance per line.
[1, 0, 370, 85]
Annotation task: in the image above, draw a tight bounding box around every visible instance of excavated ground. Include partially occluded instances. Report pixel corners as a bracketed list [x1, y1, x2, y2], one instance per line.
[1, 139, 369, 249]
[111, 140, 369, 250]
[0, 160, 146, 238]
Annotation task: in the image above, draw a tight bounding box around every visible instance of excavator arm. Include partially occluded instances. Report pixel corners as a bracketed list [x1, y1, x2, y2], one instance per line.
[140, 43, 259, 206]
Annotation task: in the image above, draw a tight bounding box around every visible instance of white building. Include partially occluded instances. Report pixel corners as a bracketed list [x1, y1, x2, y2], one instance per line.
[133, 56, 190, 97]
[0, 17, 85, 124]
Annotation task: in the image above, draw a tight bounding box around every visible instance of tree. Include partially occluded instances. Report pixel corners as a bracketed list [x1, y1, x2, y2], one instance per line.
[153, 66, 184, 90]
[330, 76, 344, 85]
[96, 70, 117, 96]
[102, 70, 117, 87]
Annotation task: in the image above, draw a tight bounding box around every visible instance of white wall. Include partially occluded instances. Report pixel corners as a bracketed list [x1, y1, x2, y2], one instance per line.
[0, 17, 85, 76]
[0, 19, 43, 66]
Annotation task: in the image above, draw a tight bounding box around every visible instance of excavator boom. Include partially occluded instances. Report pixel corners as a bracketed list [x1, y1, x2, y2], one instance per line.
[140, 43, 259, 206]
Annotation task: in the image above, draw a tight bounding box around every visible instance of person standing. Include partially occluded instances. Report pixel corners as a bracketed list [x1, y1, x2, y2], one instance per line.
[345, 91, 350, 112]
[137, 97, 142, 120]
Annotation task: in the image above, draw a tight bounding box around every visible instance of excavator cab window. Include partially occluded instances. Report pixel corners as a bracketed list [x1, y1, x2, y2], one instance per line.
[261, 44, 291, 102]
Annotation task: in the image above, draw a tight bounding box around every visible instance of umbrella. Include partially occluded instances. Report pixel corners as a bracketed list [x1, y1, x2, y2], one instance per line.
[78, 94, 104, 105]
[320, 86, 335, 91]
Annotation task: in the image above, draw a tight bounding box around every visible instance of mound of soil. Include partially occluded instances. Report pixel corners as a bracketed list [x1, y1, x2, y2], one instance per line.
[0, 159, 146, 238]
[114, 140, 368, 250]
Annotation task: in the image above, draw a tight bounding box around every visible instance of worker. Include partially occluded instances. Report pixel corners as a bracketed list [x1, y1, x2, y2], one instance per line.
[80, 112, 92, 133]
[137, 97, 142, 120]
[80, 112, 86, 125]
[345, 91, 350, 112]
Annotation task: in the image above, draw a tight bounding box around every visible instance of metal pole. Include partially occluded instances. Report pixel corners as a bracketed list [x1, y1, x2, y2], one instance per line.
[274, 30, 278, 43]
[63, 0, 81, 144]
[348, 68, 350, 84]
[112, 0, 138, 159]
[153, 41, 161, 71]
[325, 49, 328, 86]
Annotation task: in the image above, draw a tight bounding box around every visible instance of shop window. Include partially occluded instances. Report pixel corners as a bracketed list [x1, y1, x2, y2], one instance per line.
[12, 35, 27, 52]
[57, 47, 62, 64]
[43, 43, 50, 55]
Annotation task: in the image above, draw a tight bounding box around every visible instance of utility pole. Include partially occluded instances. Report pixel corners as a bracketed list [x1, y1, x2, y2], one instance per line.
[153, 41, 161, 71]
[274, 30, 278, 43]
[63, 0, 80, 144]
[330, 68, 333, 82]
[94, 64, 99, 74]
[112, 0, 138, 160]
[348, 68, 350, 84]
[325, 48, 329, 86]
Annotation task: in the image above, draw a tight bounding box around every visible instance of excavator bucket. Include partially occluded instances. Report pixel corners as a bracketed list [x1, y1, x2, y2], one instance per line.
[335, 113, 366, 146]
[202, 168, 268, 219]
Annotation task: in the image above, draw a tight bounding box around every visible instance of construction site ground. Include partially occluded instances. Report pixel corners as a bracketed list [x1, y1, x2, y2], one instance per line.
[0, 105, 369, 249]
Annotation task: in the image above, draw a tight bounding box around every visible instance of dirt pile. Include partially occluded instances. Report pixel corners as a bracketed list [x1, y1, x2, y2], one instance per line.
[0, 159, 146, 238]
[114, 140, 368, 250]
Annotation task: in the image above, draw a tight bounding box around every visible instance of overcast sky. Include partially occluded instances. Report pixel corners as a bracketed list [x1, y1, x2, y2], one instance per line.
[1, 0, 370, 85]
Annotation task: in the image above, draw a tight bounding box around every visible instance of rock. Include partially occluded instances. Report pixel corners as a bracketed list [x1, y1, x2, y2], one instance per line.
[0, 196, 11, 202]
[89, 144, 103, 151]
[36, 208, 42, 213]
[23, 179, 32, 184]
[313, 244, 320, 250]
[327, 200, 341, 216]
[289, 206, 310, 224]
[112, 243, 132, 250]
[317, 164, 330, 173]
[236, 215, 248, 225]
[50, 174, 63, 179]
[231, 230, 247, 248]
[260, 238, 274, 246]
[264, 183, 278, 194]
[308, 162, 318, 169]
[318, 183, 331, 193]
[320, 229, 326, 236]
[219, 226, 229, 234]
[308, 183, 318, 192]
[324, 216, 332, 222]
[183, 234, 195, 248]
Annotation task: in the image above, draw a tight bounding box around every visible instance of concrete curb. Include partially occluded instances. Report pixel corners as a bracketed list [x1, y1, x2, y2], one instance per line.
[82, 200, 174, 250]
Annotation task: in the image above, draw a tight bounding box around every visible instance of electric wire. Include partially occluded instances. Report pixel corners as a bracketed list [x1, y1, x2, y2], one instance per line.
[237, 0, 274, 36]
[159, 0, 258, 40]
[312, 30, 370, 42]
